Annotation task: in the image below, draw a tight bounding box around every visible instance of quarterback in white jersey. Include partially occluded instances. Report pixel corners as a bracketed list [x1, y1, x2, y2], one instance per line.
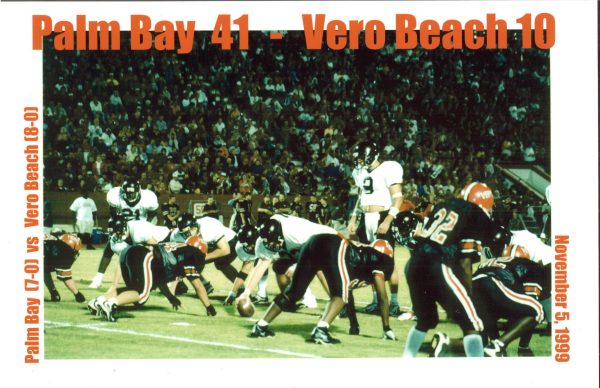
[89, 179, 159, 289]
[348, 142, 404, 243]
[347, 141, 403, 316]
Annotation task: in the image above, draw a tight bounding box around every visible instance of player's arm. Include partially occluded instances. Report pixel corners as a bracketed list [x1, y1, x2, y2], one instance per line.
[373, 271, 396, 340]
[205, 236, 230, 261]
[225, 260, 255, 305]
[188, 278, 216, 315]
[377, 183, 402, 235]
[348, 193, 362, 234]
[237, 257, 271, 301]
[157, 282, 182, 310]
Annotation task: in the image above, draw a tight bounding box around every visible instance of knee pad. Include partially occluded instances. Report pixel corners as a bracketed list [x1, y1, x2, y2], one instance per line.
[274, 293, 298, 312]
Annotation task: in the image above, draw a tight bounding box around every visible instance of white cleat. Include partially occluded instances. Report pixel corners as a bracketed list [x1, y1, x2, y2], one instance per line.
[88, 274, 104, 289]
[398, 311, 417, 321]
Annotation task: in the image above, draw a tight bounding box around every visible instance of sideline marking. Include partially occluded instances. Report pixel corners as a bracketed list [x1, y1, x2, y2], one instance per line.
[46, 320, 322, 359]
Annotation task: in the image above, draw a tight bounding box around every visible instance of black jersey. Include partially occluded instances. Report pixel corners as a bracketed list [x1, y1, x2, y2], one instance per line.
[202, 203, 220, 220]
[475, 257, 548, 298]
[236, 198, 252, 216]
[152, 244, 206, 284]
[413, 198, 497, 265]
[346, 244, 395, 284]
[44, 240, 77, 280]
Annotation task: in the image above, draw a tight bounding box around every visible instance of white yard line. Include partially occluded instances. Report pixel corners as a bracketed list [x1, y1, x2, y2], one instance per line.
[45, 320, 322, 359]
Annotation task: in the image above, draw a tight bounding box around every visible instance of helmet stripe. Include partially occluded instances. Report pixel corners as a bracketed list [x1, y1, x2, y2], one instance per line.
[462, 182, 478, 201]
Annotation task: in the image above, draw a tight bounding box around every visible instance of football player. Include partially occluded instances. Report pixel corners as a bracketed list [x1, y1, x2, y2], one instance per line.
[169, 213, 215, 294]
[347, 141, 404, 316]
[89, 179, 159, 288]
[248, 234, 397, 344]
[100, 215, 174, 297]
[88, 235, 216, 322]
[431, 244, 549, 357]
[44, 233, 86, 303]
[223, 224, 261, 305]
[403, 182, 503, 357]
[236, 214, 339, 309]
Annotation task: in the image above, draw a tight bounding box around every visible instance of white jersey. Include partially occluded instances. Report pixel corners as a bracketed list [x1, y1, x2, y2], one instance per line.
[127, 220, 171, 244]
[106, 187, 158, 221]
[510, 230, 552, 266]
[256, 214, 338, 261]
[69, 197, 97, 221]
[197, 216, 236, 245]
[353, 161, 403, 208]
[109, 235, 129, 256]
[235, 239, 258, 262]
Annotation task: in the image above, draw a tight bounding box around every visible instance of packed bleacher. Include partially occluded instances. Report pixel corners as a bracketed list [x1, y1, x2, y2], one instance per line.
[43, 30, 550, 228]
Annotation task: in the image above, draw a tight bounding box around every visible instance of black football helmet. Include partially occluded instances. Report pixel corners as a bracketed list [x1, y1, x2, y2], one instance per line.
[120, 179, 141, 206]
[107, 215, 127, 237]
[177, 213, 198, 238]
[352, 141, 380, 169]
[391, 211, 419, 246]
[259, 218, 284, 252]
[486, 224, 512, 258]
[238, 224, 258, 254]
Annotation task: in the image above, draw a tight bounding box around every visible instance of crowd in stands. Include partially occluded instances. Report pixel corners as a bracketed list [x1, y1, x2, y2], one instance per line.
[43, 31, 550, 228]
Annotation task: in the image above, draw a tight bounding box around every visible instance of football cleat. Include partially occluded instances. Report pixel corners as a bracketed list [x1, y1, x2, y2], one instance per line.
[389, 302, 401, 317]
[87, 297, 104, 316]
[88, 274, 104, 289]
[299, 294, 318, 309]
[517, 346, 535, 357]
[251, 295, 270, 306]
[310, 327, 341, 345]
[49, 290, 61, 302]
[338, 306, 348, 319]
[360, 301, 380, 315]
[99, 300, 118, 322]
[431, 332, 450, 357]
[398, 310, 417, 321]
[174, 281, 188, 295]
[249, 323, 275, 338]
[484, 339, 507, 357]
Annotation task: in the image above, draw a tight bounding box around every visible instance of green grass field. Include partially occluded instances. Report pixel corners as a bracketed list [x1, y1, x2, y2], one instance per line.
[44, 246, 551, 359]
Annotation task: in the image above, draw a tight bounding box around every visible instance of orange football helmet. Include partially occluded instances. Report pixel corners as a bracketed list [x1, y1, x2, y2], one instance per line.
[186, 235, 208, 254]
[60, 234, 82, 252]
[461, 182, 494, 217]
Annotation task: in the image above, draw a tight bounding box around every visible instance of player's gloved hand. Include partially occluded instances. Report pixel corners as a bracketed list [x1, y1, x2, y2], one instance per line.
[74, 292, 85, 303]
[223, 291, 236, 306]
[50, 290, 61, 302]
[168, 295, 182, 311]
[382, 326, 397, 341]
[206, 305, 217, 316]
[349, 325, 360, 335]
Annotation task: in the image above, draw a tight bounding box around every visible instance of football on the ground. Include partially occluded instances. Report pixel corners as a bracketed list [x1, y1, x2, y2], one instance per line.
[236, 298, 255, 317]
